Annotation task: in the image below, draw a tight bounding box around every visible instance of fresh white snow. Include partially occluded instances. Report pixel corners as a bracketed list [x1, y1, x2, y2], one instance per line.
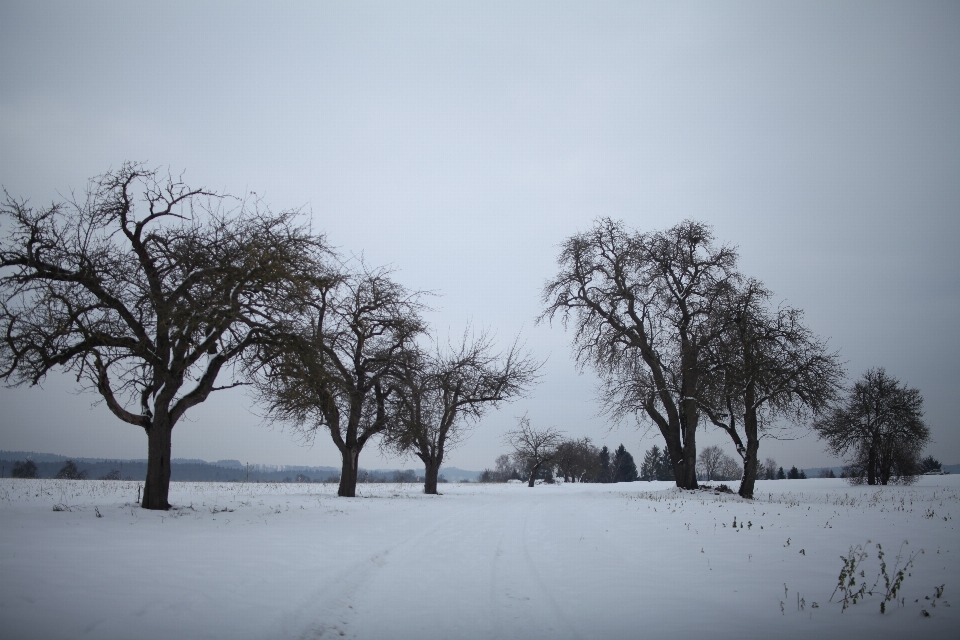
[1, 477, 957, 639]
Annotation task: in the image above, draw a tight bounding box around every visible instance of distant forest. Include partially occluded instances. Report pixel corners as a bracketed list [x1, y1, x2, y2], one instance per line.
[0, 451, 481, 483]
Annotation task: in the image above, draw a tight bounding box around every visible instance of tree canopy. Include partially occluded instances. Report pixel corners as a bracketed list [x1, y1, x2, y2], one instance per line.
[814, 368, 928, 485]
[0, 164, 327, 508]
[541, 219, 740, 489]
[247, 263, 426, 497]
[382, 330, 539, 494]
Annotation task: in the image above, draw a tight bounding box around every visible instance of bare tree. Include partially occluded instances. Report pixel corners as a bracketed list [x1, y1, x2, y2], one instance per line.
[698, 279, 843, 498]
[554, 437, 601, 483]
[55, 460, 88, 480]
[541, 219, 739, 489]
[814, 368, 928, 485]
[716, 452, 743, 481]
[697, 445, 725, 481]
[247, 263, 427, 497]
[503, 416, 564, 487]
[495, 454, 518, 481]
[382, 330, 539, 494]
[0, 164, 325, 509]
[763, 457, 778, 481]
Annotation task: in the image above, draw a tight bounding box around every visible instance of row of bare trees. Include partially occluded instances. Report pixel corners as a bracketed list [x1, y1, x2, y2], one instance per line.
[0, 167, 930, 507]
[0, 164, 538, 508]
[540, 219, 845, 498]
[540, 219, 934, 493]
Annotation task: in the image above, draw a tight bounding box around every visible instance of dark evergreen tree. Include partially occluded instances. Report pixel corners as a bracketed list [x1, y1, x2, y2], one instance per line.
[787, 466, 801, 479]
[799, 469, 807, 479]
[640, 445, 661, 481]
[612, 444, 639, 482]
[657, 447, 675, 481]
[11, 460, 39, 478]
[597, 446, 612, 483]
[638, 444, 677, 481]
[919, 455, 942, 473]
[776, 466, 786, 480]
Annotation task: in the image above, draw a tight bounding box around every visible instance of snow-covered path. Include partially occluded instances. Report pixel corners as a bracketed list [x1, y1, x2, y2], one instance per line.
[1, 478, 957, 639]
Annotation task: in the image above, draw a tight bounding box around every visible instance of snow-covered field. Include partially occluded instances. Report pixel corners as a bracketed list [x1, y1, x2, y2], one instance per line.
[0, 477, 956, 639]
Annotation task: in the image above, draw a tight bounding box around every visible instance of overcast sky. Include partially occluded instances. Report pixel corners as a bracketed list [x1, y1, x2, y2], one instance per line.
[1, 1, 958, 472]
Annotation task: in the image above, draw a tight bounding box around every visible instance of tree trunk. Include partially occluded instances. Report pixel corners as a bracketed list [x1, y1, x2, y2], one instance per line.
[142, 422, 173, 510]
[423, 458, 441, 495]
[527, 462, 542, 487]
[338, 448, 359, 497]
[668, 440, 698, 489]
[739, 436, 760, 500]
[867, 446, 877, 486]
[668, 400, 699, 490]
[679, 448, 698, 489]
[739, 396, 760, 499]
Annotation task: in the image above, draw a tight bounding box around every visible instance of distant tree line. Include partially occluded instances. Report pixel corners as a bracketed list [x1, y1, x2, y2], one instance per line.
[0, 456, 456, 484]
[478, 433, 840, 486]
[480, 425, 641, 485]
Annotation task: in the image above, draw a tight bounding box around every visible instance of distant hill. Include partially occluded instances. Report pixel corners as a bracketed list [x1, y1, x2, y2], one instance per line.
[0, 450, 481, 483]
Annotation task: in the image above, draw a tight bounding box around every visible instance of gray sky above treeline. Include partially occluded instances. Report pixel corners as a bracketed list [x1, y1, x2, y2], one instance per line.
[1, 1, 957, 471]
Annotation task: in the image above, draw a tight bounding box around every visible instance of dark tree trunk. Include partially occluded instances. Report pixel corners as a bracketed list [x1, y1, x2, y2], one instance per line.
[528, 462, 542, 487]
[667, 395, 699, 490]
[739, 434, 760, 500]
[142, 422, 173, 510]
[423, 458, 441, 495]
[678, 448, 698, 489]
[674, 354, 700, 490]
[867, 446, 877, 486]
[668, 435, 699, 489]
[338, 448, 360, 497]
[738, 391, 760, 499]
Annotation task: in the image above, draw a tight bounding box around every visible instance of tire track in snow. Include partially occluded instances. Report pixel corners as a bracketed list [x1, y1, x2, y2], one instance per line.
[486, 530, 507, 640]
[519, 500, 584, 640]
[283, 490, 589, 640]
[280, 497, 476, 640]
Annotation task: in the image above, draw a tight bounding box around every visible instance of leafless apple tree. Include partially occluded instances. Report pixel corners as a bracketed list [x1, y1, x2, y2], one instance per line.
[541, 219, 738, 489]
[813, 368, 927, 485]
[382, 330, 540, 494]
[698, 278, 843, 498]
[0, 163, 327, 509]
[503, 416, 564, 487]
[246, 263, 427, 497]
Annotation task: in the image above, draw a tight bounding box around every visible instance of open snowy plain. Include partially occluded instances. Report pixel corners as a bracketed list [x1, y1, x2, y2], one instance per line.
[0, 477, 957, 639]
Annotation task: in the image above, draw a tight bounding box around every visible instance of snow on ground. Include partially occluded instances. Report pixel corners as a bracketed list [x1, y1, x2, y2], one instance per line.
[0, 477, 957, 639]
